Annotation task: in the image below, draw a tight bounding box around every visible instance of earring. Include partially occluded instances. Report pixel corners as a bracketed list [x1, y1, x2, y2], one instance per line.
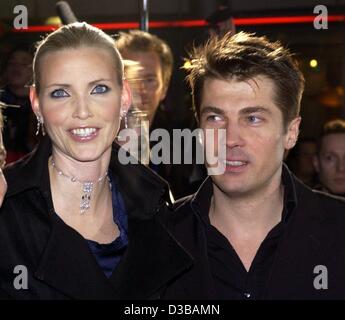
[35, 114, 45, 136]
[120, 109, 128, 129]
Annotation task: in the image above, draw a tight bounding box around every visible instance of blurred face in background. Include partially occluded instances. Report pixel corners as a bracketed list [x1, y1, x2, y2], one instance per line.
[0, 113, 6, 168]
[120, 50, 167, 125]
[313, 133, 345, 196]
[5, 50, 33, 93]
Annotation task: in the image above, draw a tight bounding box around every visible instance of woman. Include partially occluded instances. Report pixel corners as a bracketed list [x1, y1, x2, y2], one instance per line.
[0, 22, 191, 299]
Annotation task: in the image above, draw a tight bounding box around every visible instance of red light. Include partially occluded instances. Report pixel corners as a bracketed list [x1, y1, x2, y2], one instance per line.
[11, 15, 345, 33]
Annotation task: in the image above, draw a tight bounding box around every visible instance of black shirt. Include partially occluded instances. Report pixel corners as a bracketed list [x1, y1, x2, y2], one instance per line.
[196, 165, 297, 300]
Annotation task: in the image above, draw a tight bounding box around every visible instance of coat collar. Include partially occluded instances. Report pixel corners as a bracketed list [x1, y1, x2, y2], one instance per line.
[190, 163, 298, 223]
[5, 136, 172, 217]
[4, 137, 192, 299]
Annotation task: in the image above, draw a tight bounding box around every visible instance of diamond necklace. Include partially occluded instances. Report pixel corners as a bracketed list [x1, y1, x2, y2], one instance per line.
[50, 159, 109, 214]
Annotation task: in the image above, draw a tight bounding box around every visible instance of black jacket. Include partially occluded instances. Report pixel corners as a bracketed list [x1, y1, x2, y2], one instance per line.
[0, 137, 192, 299]
[164, 166, 345, 299]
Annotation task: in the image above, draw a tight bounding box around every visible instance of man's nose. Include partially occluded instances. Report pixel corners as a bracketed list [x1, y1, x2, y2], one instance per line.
[225, 122, 245, 149]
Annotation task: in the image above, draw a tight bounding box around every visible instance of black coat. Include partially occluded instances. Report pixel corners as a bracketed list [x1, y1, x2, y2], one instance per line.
[164, 166, 345, 299]
[0, 137, 192, 299]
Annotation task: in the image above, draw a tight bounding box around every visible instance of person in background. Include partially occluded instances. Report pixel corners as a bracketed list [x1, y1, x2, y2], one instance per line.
[0, 103, 7, 206]
[0, 45, 37, 163]
[116, 30, 200, 199]
[286, 138, 317, 187]
[206, 2, 236, 37]
[313, 119, 345, 197]
[116, 30, 173, 130]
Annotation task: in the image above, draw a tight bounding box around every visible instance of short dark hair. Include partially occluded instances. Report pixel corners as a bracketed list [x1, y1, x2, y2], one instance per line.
[185, 32, 305, 130]
[116, 30, 173, 91]
[317, 119, 345, 154]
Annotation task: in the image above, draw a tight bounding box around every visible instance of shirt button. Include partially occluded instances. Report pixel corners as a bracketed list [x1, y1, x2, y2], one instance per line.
[244, 292, 251, 298]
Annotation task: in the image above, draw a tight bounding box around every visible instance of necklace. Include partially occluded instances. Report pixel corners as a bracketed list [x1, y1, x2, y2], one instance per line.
[51, 159, 109, 214]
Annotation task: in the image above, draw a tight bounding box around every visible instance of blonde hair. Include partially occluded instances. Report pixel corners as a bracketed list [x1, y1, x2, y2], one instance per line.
[116, 30, 173, 91]
[33, 22, 124, 94]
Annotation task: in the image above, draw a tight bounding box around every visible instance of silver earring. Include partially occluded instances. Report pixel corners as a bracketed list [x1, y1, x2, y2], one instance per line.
[120, 109, 128, 129]
[36, 114, 45, 136]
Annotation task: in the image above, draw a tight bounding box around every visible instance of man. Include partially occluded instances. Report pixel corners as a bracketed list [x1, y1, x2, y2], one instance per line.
[313, 119, 345, 197]
[116, 30, 173, 129]
[116, 30, 200, 199]
[206, 3, 236, 37]
[163, 32, 345, 299]
[1, 46, 37, 163]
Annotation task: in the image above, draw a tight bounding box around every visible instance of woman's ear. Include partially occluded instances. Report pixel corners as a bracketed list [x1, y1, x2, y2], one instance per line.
[121, 80, 132, 114]
[29, 86, 40, 116]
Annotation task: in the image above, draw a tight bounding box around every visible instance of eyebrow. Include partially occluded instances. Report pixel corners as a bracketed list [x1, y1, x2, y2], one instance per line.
[200, 106, 225, 116]
[239, 106, 272, 115]
[44, 78, 113, 89]
[200, 105, 272, 116]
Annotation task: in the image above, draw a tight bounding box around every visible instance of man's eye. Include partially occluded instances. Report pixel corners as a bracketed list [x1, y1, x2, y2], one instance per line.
[91, 84, 109, 94]
[50, 89, 69, 98]
[247, 115, 262, 124]
[324, 154, 336, 162]
[207, 115, 222, 122]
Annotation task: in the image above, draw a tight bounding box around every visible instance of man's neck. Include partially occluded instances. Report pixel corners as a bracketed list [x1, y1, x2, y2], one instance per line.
[209, 177, 285, 271]
[209, 180, 284, 237]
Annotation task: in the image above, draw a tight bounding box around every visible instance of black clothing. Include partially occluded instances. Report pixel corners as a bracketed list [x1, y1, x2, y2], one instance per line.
[200, 168, 295, 299]
[164, 165, 345, 299]
[1, 86, 33, 154]
[150, 104, 206, 199]
[0, 137, 192, 299]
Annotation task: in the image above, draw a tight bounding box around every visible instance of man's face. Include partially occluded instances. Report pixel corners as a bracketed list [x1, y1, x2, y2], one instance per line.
[314, 133, 345, 195]
[199, 76, 300, 197]
[120, 50, 167, 125]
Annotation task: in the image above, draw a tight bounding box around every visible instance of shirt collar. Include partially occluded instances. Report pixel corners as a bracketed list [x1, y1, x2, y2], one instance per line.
[191, 163, 298, 224]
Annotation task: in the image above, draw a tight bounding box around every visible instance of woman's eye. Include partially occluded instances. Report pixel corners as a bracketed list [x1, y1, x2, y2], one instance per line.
[50, 89, 69, 98]
[91, 84, 109, 94]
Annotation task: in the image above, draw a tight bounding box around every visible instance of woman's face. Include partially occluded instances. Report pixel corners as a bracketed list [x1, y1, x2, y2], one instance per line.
[31, 47, 130, 162]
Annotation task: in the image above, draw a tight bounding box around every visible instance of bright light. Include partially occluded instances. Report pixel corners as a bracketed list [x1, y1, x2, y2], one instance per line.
[183, 60, 192, 70]
[310, 59, 318, 68]
[44, 16, 61, 25]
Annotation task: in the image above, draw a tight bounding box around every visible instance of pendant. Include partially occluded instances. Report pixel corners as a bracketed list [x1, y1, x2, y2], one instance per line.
[80, 182, 93, 213]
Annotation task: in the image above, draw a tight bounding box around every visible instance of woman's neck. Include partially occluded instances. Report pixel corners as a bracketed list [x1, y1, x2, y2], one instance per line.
[48, 150, 112, 217]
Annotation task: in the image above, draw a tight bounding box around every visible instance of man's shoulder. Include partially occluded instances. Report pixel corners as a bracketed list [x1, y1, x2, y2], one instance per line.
[310, 188, 345, 212]
[297, 181, 345, 221]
